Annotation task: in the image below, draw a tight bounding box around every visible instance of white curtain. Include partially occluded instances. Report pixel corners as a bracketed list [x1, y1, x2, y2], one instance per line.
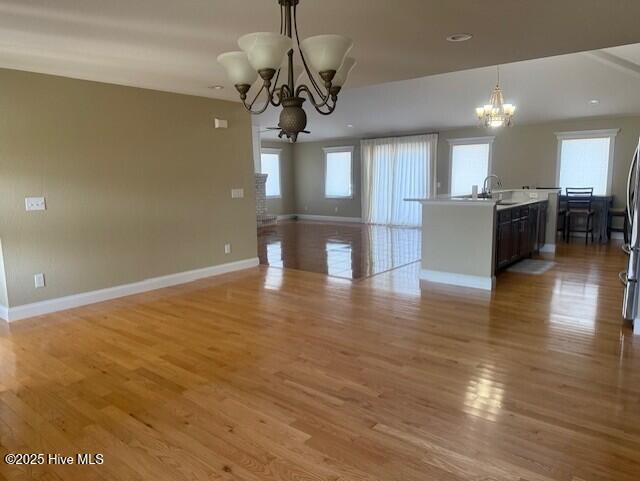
[361, 133, 438, 226]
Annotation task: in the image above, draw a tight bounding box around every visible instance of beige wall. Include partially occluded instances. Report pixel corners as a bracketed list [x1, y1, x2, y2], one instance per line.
[284, 115, 640, 218]
[0, 240, 7, 307]
[0, 69, 257, 307]
[293, 138, 362, 218]
[260, 140, 295, 216]
[422, 203, 496, 278]
[283, 115, 639, 217]
[437, 116, 640, 207]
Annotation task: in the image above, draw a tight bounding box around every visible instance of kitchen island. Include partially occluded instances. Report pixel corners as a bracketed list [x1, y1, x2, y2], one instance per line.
[407, 189, 559, 290]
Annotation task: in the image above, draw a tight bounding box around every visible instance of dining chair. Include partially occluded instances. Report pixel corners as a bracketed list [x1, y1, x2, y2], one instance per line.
[565, 187, 595, 244]
[608, 207, 629, 244]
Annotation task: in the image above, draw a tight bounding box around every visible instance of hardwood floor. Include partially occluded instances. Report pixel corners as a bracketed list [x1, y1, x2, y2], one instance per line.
[258, 220, 421, 279]
[1, 241, 639, 480]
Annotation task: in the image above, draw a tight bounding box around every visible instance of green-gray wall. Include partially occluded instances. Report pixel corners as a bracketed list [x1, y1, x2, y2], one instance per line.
[260, 138, 362, 218]
[437, 116, 640, 208]
[293, 138, 361, 218]
[0, 69, 257, 307]
[278, 115, 640, 218]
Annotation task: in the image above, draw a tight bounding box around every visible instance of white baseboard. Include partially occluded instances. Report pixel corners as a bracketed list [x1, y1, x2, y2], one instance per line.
[420, 269, 495, 291]
[1, 257, 259, 323]
[540, 243, 556, 253]
[295, 214, 362, 223]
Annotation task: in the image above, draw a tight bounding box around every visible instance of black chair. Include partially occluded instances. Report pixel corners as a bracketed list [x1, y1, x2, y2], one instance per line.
[608, 207, 629, 244]
[557, 208, 567, 240]
[565, 188, 595, 245]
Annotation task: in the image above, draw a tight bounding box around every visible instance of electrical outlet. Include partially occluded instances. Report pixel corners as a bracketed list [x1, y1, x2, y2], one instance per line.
[25, 197, 46, 211]
[231, 188, 244, 198]
[334, 207, 339, 213]
[214, 118, 228, 129]
[34, 273, 45, 288]
[224, 243, 232, 254]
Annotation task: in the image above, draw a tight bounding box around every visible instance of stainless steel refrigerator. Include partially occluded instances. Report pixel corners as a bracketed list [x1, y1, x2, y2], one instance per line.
[622, 138, 640, 323]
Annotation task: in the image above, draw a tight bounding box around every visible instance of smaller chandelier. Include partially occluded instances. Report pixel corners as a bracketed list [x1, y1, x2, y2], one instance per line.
[475, 66, 516, 128]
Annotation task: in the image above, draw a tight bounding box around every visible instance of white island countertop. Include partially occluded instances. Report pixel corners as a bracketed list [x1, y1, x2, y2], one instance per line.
[406, 188, 560, 209]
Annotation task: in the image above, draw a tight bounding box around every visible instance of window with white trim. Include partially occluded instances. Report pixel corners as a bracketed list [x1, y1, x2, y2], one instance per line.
[555, 130, 618, 196]
[448, 137, 493, 196]
[260, 148, 281, 198]
[324, 146, 353, 198]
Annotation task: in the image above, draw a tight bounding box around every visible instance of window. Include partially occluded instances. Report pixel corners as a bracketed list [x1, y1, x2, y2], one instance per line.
[556, 130, 618, 196]
[361, 134, 438, 226]
[448, 137, 493, 196]
[324, 146, 353, 198]
[260, 148, 281, 198]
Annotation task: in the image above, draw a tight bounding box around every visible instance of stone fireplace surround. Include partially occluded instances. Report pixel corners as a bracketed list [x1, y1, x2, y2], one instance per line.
[255, 173, 277, 227]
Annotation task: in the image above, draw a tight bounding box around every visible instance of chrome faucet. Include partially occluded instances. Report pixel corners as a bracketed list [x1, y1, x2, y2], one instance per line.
[482, 174, 503, 196]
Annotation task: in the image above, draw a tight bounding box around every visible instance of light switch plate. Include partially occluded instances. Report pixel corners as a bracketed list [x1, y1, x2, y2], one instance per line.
[214, 118, 228, 129]
[231, 188, 244, 199]
[34, 273, 45, 288]
[25, 196, 46, 211]
[224, 243, 232, 254]
[530, 192, 539, 198]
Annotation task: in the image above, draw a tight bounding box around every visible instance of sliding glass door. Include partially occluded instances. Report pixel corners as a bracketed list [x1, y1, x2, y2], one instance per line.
[361, 134, 437, 226]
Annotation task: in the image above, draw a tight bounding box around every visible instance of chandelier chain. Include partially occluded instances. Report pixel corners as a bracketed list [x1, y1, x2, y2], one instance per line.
[293, 4, 333, 109]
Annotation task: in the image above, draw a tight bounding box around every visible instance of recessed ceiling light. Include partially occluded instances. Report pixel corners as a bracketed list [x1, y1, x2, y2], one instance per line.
[446, 33, 473, 42]
[347, 124, 354, 128]
[209, 85, 224, 90]
[589, 99, 599, 104]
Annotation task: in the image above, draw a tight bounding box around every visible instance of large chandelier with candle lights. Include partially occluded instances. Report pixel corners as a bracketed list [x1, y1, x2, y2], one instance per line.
[475, 66, 516, 128]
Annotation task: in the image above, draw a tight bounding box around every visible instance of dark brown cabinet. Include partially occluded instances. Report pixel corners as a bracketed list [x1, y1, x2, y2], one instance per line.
[538, 206, 547, 249]
[528, 204, 540, 253]
[496, 219, 512, 269]
[495, 201, 548, 271]
[518, 208, 530, 258]
[510, 216, 521, 261]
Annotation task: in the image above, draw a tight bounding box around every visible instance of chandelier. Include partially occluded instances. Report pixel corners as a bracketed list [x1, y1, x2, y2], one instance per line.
[475, 66, 516, 128]
[217, 0, 355, 143]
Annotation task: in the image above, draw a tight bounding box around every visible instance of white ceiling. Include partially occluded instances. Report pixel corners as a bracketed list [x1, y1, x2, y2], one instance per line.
[1, 0, 639, 142]
[258, 44, 640, 141]
[0, 0, 639, 100]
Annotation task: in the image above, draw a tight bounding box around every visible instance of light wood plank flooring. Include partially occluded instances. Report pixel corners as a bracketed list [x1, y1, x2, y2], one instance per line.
[1, 241, 639, 481]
